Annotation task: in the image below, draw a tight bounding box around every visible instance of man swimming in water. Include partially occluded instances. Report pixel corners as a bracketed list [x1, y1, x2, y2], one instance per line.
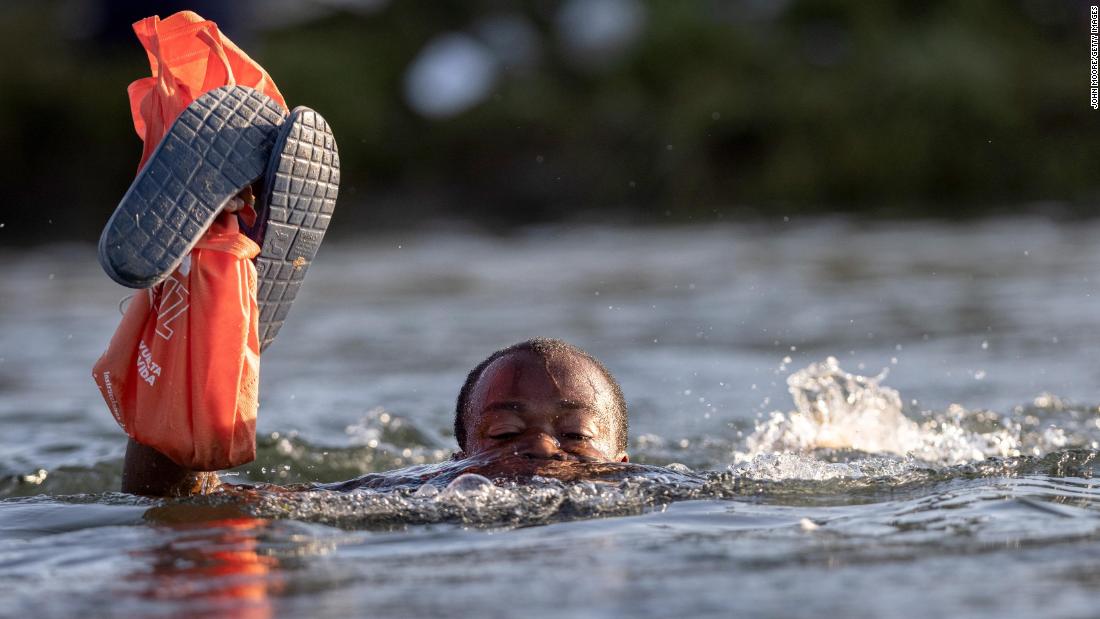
[95, 8, 636, 496]
[122, 337, 630, 496]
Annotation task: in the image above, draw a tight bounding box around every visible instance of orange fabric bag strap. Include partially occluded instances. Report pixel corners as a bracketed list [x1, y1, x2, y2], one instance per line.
[126, 11, 287, 170]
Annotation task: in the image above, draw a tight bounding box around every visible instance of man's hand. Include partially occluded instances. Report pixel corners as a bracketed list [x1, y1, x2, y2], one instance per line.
[121, 439, 222, 496]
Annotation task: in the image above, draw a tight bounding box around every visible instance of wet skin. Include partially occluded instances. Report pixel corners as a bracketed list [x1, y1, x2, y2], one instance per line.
[455, 349, 628, 471]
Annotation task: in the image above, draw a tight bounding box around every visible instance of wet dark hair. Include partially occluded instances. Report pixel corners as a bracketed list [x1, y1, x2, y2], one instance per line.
[454, 338, 628, 454]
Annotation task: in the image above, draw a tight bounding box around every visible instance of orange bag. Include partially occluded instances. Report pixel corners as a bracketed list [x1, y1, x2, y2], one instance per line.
[92, 11, 284, 470]
[93, 217, 261, 469]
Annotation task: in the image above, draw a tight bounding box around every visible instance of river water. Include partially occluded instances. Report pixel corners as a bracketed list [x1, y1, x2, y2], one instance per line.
[2, 218, 1100, 618]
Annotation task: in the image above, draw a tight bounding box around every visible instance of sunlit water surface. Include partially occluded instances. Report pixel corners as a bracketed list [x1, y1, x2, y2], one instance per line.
[2, 219, 1100, 618]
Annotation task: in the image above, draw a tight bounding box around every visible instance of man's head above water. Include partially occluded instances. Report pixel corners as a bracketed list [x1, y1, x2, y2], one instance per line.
[454, 338, 629, 463]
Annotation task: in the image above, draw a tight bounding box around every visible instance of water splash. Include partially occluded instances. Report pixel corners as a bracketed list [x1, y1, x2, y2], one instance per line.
[225, 460, 711, 530]
[736, 357, 1100, 472]
[743, 357, 926, 458]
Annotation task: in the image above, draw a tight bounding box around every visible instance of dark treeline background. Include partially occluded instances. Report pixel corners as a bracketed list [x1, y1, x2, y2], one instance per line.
[0, 0, 1096, 244]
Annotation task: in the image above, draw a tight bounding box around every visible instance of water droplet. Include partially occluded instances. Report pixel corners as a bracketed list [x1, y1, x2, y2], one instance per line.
[414, 483, 440, 498]
[442, 473, 494, 496]
[21, 469, 47, 485]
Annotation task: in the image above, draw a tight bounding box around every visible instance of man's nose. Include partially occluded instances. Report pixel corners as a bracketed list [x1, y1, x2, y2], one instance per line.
[519, 432, 565, 460]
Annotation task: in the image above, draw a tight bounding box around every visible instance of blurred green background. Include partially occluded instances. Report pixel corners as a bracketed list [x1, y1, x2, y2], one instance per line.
[0, 0, 1096, 244]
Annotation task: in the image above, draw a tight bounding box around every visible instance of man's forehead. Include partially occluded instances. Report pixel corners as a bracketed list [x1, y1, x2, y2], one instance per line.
[474, 349, 610, 404]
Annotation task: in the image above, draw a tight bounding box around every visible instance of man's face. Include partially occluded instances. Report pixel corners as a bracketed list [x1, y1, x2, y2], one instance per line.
[461, 350, 628, 464]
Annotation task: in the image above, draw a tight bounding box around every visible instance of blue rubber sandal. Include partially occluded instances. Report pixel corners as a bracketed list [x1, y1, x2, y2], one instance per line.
[98, 85, 287, 289]
[248, 106, 340, 352]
